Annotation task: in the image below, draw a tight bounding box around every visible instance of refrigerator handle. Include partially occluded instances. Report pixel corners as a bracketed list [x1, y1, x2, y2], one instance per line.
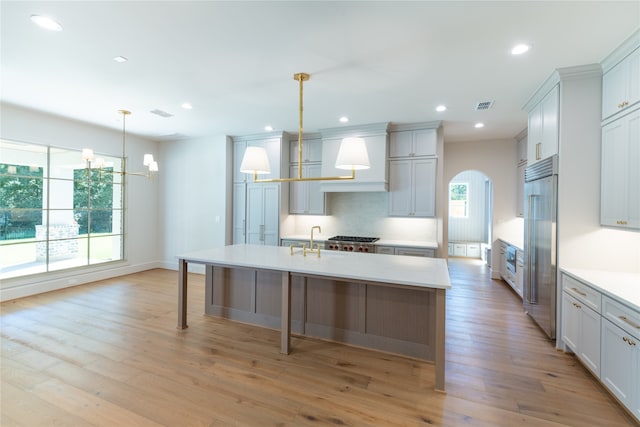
[526, 194, 538, 304]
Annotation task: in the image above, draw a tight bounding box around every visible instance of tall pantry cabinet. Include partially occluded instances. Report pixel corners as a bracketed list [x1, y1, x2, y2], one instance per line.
[232, 132, 288, 245]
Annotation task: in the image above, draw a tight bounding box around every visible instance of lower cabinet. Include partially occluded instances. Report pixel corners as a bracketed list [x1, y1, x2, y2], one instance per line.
[561, 272, 640, 423]
[246, 183, 280, 246]
[376, 246, 434, 257]
[561, 292, 601, 376]
[601, 318, 640, 420]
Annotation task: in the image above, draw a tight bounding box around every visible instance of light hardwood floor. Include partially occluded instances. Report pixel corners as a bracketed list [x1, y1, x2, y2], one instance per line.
[1, 260, 636, 426]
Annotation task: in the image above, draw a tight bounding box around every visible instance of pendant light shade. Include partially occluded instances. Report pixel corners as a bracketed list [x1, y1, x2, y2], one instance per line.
[240, 146, 271, 174]
[335, 137, 370, 170]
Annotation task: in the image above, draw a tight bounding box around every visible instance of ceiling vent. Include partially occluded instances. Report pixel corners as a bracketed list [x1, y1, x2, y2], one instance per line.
[475, 100, 494, 111]
[150, 109, 174, 118]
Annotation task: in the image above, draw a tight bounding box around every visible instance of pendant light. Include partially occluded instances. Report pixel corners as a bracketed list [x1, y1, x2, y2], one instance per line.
[240, 73, 370, 183]
[82, 110, 158, 178]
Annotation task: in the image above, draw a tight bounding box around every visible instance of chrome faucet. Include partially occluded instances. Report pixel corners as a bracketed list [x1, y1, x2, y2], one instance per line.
[304, 225, 322, 257]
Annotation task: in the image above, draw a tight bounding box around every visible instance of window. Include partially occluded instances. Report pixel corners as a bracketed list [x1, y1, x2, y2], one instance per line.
[0, 140, 123, 279]
[449, 182, 468, 218]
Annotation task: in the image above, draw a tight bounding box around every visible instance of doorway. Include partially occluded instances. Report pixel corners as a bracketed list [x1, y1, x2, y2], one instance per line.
[447, 170, 493, 262]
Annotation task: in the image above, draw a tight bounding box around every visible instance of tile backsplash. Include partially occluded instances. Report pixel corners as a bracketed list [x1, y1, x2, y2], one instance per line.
[284, 192, 438, 242]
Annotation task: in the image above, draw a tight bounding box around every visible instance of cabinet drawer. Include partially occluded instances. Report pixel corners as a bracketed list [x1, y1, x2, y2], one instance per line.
[395, 247, 435, 258]
[453, 244, 467, 257]
[603, 296, 640, 340]
[375, 246, 395, 255]
[562, 274, 602, 313]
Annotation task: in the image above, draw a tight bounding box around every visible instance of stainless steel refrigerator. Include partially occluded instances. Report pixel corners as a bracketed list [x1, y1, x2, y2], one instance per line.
[523, 155, 558, 339]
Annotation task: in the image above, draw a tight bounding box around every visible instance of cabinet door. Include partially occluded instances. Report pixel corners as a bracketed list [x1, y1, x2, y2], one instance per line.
[562, 292, 580, 353]
[528, 103, 543, 161]
[388, 159, 412, 216]
[395, 247, 434, 258]
[306, 164, 326, 215]
[601, 319, 638, 413]
[248, 137, 281, 180]
[601, 108, 640, 229]
[262, 184, 280, 246]
[233, 141, 248, 183]
[246, 184, 279, 245]
[412, 158, 436, 217]
[541, 85, 559, 160]
[413, 129, 437, 156]
[602, 48, 640, 120]
[289, 165, 307, 214]
[579, 302, 601, 377]
[389, 131, 413, 158]
[246, 185, 264, 244]
[290, 138, 322, 163]
[233, 183, 246, 244]
[517, 163, 525, 217]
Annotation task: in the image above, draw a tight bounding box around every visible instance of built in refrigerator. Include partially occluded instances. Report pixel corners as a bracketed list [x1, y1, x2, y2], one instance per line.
[523, 155, 558, 339]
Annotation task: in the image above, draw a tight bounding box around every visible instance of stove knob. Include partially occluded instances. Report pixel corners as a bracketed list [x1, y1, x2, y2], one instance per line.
[364, 247, 369, 252]
[349, 246, 354, 251]
[358, 247, 364, 252]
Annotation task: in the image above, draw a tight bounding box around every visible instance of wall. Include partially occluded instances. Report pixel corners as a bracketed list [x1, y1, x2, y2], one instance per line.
[444, 138, 523, 275]
[0, 103, 161, 300]
[158, 135, 231, 273]
[448, 170, 489, 243]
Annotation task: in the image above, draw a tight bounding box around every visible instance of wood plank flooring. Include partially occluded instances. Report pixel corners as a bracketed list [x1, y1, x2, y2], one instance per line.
[1, 260, 636, 426]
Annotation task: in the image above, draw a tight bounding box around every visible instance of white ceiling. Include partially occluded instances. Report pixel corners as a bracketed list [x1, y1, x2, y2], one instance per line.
[1, 1, 639, 143]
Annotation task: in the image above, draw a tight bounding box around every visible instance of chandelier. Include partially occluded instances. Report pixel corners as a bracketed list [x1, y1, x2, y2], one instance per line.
[82, 110, 158, 178]
[240, 72, 370, 183]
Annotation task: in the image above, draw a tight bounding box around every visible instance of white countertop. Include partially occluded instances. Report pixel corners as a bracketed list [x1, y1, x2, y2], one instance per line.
[499, 238, 523, 252]
[562, 268, 640, 312]
[281, 236, 437, 249]
[178, 244, 451, 290]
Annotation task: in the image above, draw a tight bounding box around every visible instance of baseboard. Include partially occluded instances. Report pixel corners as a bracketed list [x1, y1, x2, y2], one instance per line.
[0, 261, 164, 302]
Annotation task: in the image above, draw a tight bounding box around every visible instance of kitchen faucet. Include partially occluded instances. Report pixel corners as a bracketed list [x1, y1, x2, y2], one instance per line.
[304, 225, 322, 257]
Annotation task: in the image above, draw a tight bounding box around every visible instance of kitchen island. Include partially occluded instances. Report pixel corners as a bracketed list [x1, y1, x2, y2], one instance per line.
[177, 244, 451, 391]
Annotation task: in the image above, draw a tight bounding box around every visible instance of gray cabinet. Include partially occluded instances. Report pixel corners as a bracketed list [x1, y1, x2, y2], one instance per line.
[389, 129, 436, 158]
[601, 107, 640, 230]
[289, 137, 326, 215]
[388, 158, 436, 217]
[602, 45, 640, 121]
[246, 184, 279, 246]
[527, 84, 559, 163]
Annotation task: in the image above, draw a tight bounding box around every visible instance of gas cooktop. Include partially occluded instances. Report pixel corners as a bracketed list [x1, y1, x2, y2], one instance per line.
[327, 236, 380, 243]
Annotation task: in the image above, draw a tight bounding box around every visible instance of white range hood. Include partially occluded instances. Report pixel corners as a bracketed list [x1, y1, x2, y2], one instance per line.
[320, 122, 389, 192]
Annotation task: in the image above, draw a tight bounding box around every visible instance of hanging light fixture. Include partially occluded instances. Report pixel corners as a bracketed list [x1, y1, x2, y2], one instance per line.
[82, 110, 158, 178]
[240, 72, 370, 183]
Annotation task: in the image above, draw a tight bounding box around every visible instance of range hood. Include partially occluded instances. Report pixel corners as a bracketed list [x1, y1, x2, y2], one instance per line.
[320, 122, 389, 192]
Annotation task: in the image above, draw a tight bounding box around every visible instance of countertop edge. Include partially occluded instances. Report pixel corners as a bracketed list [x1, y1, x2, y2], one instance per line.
[561, 267, 640, 313]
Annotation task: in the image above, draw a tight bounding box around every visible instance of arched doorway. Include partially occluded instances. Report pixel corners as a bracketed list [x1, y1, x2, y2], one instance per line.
[447, 170, 493, 263]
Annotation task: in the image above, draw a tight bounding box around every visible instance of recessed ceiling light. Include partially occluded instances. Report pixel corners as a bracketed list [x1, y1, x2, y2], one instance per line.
[30, 15, 62, 31]
[511, 44, 531, 55]
[181, 102, 193, 110]
[435, 105, 447, 112]
[474, 122, 485, 128]
[113, 56, 128, 63]
[339, 116, 349, 123]
[264, 125, 273, 131]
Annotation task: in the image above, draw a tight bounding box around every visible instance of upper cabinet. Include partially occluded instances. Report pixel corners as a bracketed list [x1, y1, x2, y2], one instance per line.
[516, 129, 527, 218]
[290, 137, 323, 164]
[602, 45, 640, 121]
[319, 122, 389, 193]
[601, 108, 640, 229]
[389, 129, 437, 158]
[600, 30, 640, 230]
[289, 135, 326, 215]
[526, 84, 559, 164]
[233, 133, 285, 182]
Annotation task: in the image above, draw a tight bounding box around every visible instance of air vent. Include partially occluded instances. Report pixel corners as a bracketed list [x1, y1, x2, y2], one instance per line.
[475, 100, 494, 111]
[150, 109, 174, 118]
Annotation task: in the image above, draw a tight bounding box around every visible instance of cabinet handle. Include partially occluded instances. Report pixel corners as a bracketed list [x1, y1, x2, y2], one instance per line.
[259, 224, 265, 242]
[616, 220, 628, 225]
[242, 220, 246, 236]
[619, 315, 640, 329]
[623, 336, 637, 346]
[571, 287, 587, 297]
[617, 101, 629, 109]
[572, 302, 582, 309]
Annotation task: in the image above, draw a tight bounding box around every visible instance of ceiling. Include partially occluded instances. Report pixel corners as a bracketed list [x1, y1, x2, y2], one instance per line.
[1, 1, 639, 143]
